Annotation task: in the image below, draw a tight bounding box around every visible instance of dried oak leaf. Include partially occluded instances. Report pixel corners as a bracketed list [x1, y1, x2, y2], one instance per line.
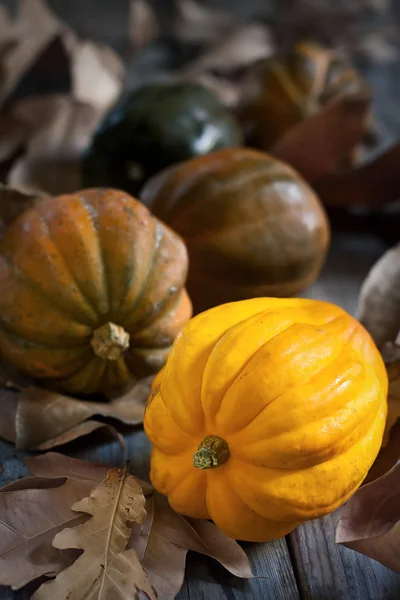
[272, 92, 371, 183]
[0, 455, 109, 592]
[357, 244, 400, 348]
[0, 476, 86, 589]
[336, 462, 400, 572]
[129, 0, 159, 53]
[33, 467, 156, 600]
[130, 495, 254, 600]
[0, 453, 252, 598]
[0, 377, 152, 451]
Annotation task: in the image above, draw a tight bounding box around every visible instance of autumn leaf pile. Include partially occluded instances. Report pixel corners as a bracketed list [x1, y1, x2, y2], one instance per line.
[0, 453, 253, 599]
[0, 0, 399, 598]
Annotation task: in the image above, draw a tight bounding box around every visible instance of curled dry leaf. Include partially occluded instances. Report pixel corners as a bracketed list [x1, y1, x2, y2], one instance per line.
[179, 24, 274, 107]
[71, 41, 124, 112]
[357, 252, 400, 482]
[0, 454, 109, 590]
[174, 0, 235, 44]
[272, 92, 371, 183]
[386, 359, 400, 431]
[0, 476, 91, 590]
[336, 462, 400, 572]
[9, 377, 152, 450]
[0, 0, 124, 192]
[315, 142, 400, 207]
[366, 357, 400, 484]
[33, 467, 155, 600]
[36, 420, 126, 452]
[357, 244, 400, 347]
[180, 23, 274, 79]
[130, 0, 159, 52]
[24, 452, 153, 497]
[0, 0, 65, 107]
[0, 377, 152, 451]
[7, 95, 104, 195]
[366, 421, 400, 484]
[0, 0, 123, 112]
[130, 495, 254, 600]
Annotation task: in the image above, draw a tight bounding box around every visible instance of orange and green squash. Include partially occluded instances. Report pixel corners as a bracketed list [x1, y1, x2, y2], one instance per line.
[141, 147, 330, 313]
[0, 188, 191, 396]
[144, 297, 388, 542]
[237, 41, 373, 153]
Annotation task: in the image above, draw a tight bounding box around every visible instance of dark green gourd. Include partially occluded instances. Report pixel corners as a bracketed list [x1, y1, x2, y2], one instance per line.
[83, 82, 242, 195]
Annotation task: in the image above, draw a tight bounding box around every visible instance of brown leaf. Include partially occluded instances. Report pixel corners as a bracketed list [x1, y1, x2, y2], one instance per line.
[174, 0, 235, 44]
[33, 467, 155, 600]
[36, 420, 126, 451]
[7, 95, 102, 195]
[0, 454, 111, 589]
[385, 362, 400, 445]
[24, 452, 110, 487]
[272, 93, 371, 183]
[130, 495, 253, 600]
[10, 377, 152, 450]
[179, 24, 274, 108]
[366, 421, 400, 484]
[180, 23, 273, 79]
[0, 183, 43, 242]
[25, 452, 153, 496]
[0, 477, 89, 589]
[0, 2, 124, 192]
[357, 244, 400, 347]
[71, 41, 124, 113]
[336, 462, 400, 572]
[0, 0, 65, 108]
[0, 454, 251, 597]
[314, 142, 400, 207]
[8, 154, 84, 196]
[130, 0, 159, 52]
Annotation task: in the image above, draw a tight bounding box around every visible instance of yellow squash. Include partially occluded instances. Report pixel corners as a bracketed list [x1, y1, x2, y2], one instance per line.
[144, 297, 388, 542]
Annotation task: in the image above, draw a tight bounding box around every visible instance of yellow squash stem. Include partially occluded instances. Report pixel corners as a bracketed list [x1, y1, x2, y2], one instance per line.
[193, 435, 230, 470]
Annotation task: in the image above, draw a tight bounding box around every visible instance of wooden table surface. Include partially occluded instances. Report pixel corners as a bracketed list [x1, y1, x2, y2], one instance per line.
[1, 231, 400, 600]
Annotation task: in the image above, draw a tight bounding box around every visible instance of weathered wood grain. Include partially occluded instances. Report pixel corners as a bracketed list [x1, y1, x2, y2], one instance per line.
[288, 513, 400, 600]
[179, 542, 300, 600]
